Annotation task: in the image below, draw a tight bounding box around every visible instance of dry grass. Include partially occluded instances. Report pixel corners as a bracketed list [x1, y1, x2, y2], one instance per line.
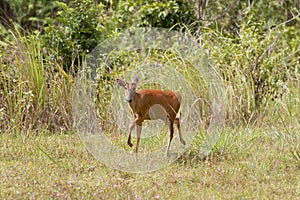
[1, 121, 299, 199]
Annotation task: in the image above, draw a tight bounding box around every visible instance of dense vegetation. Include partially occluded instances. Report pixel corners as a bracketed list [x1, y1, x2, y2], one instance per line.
[0, 0, 299, 199]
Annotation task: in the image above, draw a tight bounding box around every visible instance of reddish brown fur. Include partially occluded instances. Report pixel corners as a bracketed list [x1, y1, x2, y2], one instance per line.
[129, 89, 181, 124]
[116, 77, 185, 156]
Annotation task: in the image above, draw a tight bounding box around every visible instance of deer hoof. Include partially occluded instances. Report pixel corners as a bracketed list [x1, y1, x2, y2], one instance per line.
[128, 141, 133, 147]
[181, 140, 186, 146]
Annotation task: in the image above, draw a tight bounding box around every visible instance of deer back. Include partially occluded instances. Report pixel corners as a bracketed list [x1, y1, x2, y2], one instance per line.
[129, 89, 181, 121]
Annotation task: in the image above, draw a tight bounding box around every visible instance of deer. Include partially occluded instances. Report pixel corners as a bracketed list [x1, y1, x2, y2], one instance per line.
[116, 75, 186, 156]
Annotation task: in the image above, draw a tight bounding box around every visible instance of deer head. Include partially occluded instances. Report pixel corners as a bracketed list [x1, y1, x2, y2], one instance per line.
[116, 75, 139, 103]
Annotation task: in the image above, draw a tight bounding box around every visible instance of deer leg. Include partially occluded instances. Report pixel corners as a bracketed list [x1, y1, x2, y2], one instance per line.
[135, 125, 142, 153]
[175, 117, 186, 145]
[135, 118, 143, 153]
[128, 118, 138, 147]
[166, 120, 174, 157]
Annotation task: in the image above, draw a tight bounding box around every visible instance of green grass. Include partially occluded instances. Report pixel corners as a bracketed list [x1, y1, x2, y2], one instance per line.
[1, 123, 299, 199]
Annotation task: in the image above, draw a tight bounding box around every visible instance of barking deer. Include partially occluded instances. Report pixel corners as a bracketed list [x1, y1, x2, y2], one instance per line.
[116, 76, 186, 156]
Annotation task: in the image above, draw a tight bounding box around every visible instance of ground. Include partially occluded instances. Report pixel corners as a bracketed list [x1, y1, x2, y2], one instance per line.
[1, 126, 299, 199]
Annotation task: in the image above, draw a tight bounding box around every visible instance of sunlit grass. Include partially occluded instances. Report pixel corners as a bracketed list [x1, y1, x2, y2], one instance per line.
[1, 122, 299, 199]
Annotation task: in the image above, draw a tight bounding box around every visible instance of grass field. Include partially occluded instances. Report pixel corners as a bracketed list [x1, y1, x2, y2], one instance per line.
[1, 24, 299, 200]
[1, 121, 299, 199]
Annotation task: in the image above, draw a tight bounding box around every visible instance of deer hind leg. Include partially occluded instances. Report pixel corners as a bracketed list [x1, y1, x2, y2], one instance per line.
[174, 117, 186, 145]
[166, 120, 174, 157]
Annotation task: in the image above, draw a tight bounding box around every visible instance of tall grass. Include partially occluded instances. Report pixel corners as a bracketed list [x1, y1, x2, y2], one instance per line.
[89, 24, 300, 159]
[0, 30, 73, 135]
[1, 22, 299, 142]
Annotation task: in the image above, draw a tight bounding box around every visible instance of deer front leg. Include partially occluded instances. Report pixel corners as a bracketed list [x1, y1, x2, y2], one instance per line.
[128, 119, 136, 147]
[135, 125, 142, 153]
[134, 118, 143, 153]
[128, 118, 143, 149]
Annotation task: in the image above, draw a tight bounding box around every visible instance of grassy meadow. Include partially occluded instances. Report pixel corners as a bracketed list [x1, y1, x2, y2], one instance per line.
[1, 119, 300, 199]
[1, 21, 300, 200]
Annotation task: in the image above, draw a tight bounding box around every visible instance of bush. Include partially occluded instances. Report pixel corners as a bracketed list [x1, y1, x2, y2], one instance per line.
[117, 0, 196, 29]
[201, 19, 299, 124]
[138, 0, 196, 28]
[42, 0, 110, 72]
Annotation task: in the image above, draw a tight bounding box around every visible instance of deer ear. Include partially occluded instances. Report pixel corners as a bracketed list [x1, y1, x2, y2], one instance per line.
[133, 75, 139, 84]
[116, 78, 125, 87]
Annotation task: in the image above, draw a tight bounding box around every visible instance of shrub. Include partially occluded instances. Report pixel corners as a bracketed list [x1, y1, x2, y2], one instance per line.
[42, 0, 109, 72]
[201, 19, 299, 124]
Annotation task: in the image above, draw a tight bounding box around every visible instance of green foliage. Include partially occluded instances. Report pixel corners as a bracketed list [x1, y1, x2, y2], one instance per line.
[42, 0, 109, 72]
[248, 0, 300, 26]
[0, 0, 69, 39]
[199, 17, 300, 124]
[138, 0, 196, 28]
[116, 0, 196, 29]
[193, 0, 300, 34]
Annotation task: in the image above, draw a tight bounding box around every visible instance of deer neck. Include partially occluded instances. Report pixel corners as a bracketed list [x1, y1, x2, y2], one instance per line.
[128, 91, 139, 110]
